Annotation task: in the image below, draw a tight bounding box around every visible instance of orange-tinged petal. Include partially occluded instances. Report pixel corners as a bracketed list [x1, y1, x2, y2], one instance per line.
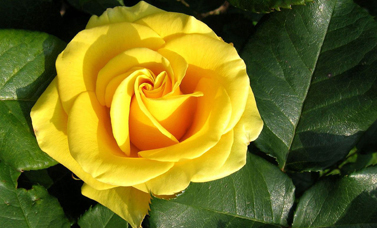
[129, 77, 180, 150]
[67, 91, 174, 186]
[56, 22, 165, 112]
[30, 79, 114, 190]
[82, 184, 150, 228]
[164, 34, 249, 133]
[110, 69, 159, 155]
[96, 48, 172, 106]
[138, 77, 232, 162]
[141, 91, 203, 141]
[139, 130, 234, 195]
[135, 11, 219, 41]
[86, 1, 165, 29]
[192, 88, 264, 182]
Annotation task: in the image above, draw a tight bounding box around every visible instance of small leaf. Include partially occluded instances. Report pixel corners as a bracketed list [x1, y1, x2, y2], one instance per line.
[148, 153, 295, 227]
[340, 152, 377, 175]
[243, 0, 377, 171]
[293, 166, 377, 227]
[78, 204, 128, 228]
[0, 161, 70, 228]
[228, 0, 312, 13]
[0, 30, 66, 170]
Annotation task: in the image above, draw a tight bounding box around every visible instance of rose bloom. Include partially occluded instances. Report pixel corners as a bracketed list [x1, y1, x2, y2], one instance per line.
[31, 1, 263, 227]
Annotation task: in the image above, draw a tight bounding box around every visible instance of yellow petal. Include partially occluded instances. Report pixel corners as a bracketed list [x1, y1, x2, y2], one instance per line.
[56, 22, 165, 113]
[104, 68, 150, 107]
[67, 91, 174, 186]
[135, 11, 219, 41]
[129, 76, 180, 150]
[192, 88, 264, 182]
[30, 79, 114, 190]
[141, 130, 234, 195]
[86, 1, 165, 29]
[96, 48, 172, 106]
[138, 77, 232, 162]
[157, 49, 188, 95]
[110, 70, 153, 155]
[164, 34, 249, 133]
[82, 184, 150, 228]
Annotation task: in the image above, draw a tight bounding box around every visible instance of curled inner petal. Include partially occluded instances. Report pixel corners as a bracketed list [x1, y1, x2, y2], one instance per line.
[96, 48, 173, 106]
[130, 75, 201, 150]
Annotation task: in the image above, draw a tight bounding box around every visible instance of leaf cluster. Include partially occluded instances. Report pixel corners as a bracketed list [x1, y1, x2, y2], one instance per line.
[0, 0, 376, 227]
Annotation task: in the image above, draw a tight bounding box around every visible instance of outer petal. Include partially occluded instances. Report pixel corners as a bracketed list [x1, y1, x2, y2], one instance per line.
[56, 22, 165, 113]
[67, 91, 174, 186]
[82, 184, 150, 228]
[138, 77, 232, 162]
[135, 12, 219, 40]
[164, 34, 249, 133]
[135, 130, 234, 195]
[192, 88, 264, 182]
[30, 79, 114, 190]
[86, 1, 165, 29]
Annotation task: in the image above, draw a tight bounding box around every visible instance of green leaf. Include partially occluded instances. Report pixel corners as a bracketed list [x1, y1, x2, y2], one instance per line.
[0, 161, 70, 228]
[292, 166, 377, 227]
[78, 204, 128, 228]
[0, 0, 64, 39]
[0, 30, 66, 170]
[67, 0, 125, 15]
[148, 153, 295, 227]
[228, 0, 312, 13]
[242, 0, 377, 171]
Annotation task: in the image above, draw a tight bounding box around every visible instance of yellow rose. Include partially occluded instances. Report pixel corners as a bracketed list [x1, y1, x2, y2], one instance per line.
[30, 1, 263, 227]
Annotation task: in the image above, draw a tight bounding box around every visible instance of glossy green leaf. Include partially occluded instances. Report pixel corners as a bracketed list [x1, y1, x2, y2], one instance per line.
[67, 0, 125, 15]
[293, 166, 377, 227]
[243, 0, 377, 171]
[0, 30, 66, 170]
[0, 161, 70, 228]
[78, 204, 128, 228]
[148, 153, 295, 227]
[228, 0, 312, 13]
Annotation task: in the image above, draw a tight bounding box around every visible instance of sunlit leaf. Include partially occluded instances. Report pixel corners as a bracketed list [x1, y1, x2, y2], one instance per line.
[0, 30, 65, 170]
